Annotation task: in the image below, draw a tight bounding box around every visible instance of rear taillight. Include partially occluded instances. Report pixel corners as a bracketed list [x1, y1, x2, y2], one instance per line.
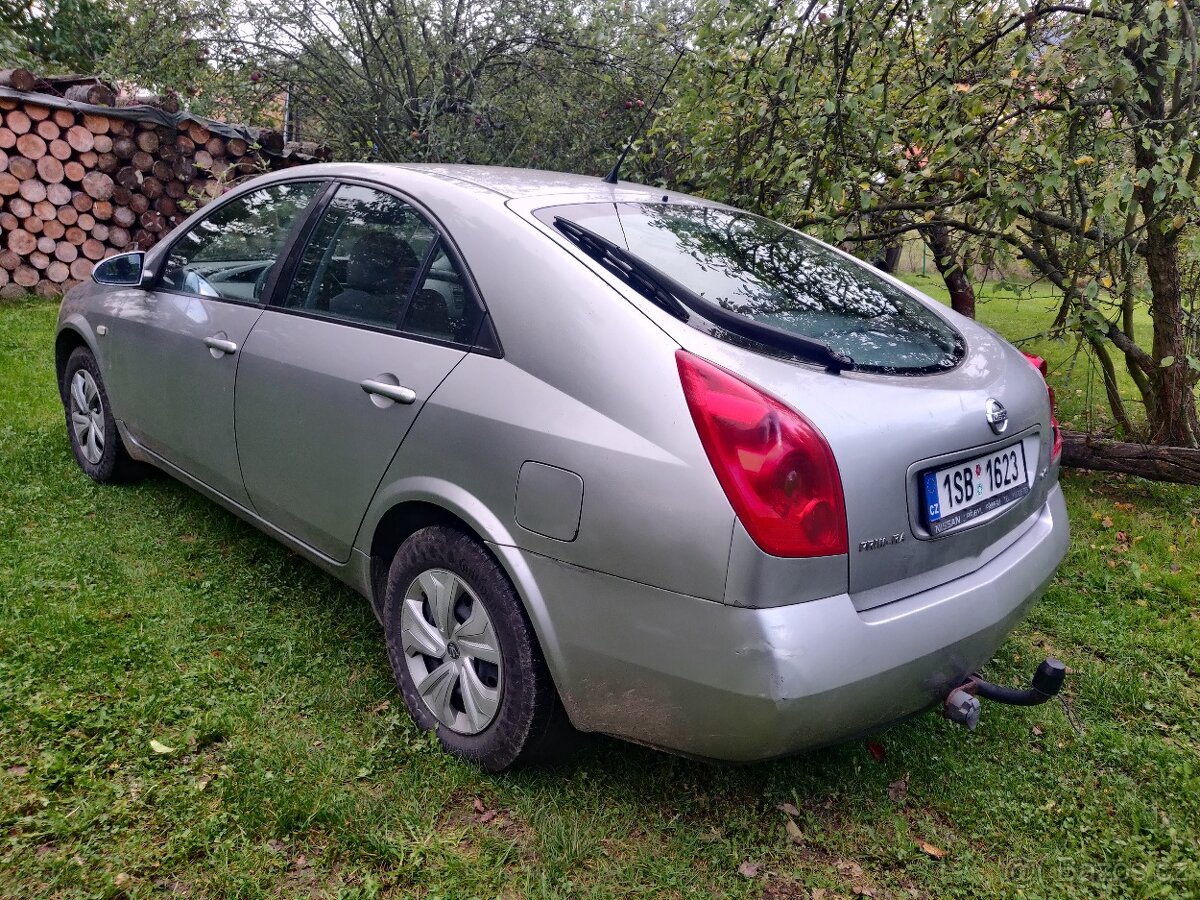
[1022, 352, 1062, 463]
[676, 350, 848, 557]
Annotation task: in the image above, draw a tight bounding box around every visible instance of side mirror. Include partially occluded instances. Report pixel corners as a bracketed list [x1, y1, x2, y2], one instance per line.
[92, 252, 151, 287]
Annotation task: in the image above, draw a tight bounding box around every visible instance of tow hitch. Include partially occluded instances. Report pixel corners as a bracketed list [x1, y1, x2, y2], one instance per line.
[943, 658, 1066, 731]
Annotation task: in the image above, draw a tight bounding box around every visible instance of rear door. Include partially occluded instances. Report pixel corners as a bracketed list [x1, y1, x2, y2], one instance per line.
[106, 180, 323, 506]
[234, 182, 487, 561]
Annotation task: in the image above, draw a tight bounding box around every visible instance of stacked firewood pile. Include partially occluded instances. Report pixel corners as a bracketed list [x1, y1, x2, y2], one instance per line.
[0, 68, 330, 299]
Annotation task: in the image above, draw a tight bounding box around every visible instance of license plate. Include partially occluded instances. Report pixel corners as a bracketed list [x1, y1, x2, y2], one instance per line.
[923, 442, 1030, 536]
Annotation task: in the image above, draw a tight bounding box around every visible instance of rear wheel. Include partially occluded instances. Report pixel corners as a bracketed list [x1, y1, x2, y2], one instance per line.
[61, 346, 143, 483]
[383, 525, 565, 771]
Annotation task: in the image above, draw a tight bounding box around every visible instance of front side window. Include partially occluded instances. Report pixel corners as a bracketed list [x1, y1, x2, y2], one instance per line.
[280, 185, 434, 329]
[536, 202, 964, 374]
[160, 181, 320, 302]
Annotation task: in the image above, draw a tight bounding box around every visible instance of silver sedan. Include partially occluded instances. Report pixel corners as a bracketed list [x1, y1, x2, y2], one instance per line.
[55, 164, 1069, 770]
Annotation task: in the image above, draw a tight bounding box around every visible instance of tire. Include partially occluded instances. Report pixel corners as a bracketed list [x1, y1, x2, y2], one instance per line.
[61, 346, 144, 483]
[383, 525, 567, 771]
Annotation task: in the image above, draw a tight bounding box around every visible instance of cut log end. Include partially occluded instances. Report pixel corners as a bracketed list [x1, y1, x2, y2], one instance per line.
[0, 68, 36, 92]
[0, 94, 328, 290]
[64, 83, 117, 107]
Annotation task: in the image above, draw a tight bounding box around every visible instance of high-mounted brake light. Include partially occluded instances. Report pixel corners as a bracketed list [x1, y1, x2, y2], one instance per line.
[1022, 352, 1062, 463]
[676, 350, 848, 557]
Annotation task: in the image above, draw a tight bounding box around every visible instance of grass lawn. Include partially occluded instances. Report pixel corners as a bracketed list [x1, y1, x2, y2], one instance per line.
[1, 295, 1198, 899]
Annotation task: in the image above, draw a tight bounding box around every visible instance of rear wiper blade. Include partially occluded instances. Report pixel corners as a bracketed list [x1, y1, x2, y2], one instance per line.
[553, 216, 690, 322]
[554, 216, 854, 373]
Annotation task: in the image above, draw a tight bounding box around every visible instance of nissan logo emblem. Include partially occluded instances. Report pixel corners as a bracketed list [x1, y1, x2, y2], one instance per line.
[985, 398, 1008, 435]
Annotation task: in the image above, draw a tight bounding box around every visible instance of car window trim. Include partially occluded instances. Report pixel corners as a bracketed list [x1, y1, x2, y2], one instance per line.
[259, 179, 339, 308]
[395, 233, 443, 328]
[265, 176, 502, 357]
[250, 303, 492, 354]
[257, 179, 340, 313]
[146, 177, 331, 308]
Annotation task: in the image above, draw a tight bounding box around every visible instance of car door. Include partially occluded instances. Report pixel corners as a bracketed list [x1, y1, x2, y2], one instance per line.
[234, 182, 488, 562]
[106, 180, 324, 507]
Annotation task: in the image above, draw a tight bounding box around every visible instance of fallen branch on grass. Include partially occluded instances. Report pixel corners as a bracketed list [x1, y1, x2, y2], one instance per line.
[1061, 430, 1200, 485]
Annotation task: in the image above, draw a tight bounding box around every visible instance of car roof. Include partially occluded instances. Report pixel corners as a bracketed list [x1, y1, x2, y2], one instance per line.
[395, 164, 665, 200]
[259, 162, 700, 207]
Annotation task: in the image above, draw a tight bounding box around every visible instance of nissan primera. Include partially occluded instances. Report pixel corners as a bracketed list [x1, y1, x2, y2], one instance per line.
[56, 165, 1069, 770]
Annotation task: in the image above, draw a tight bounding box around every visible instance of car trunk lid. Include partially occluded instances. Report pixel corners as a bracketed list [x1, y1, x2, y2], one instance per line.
[673, 317, 1058, 608]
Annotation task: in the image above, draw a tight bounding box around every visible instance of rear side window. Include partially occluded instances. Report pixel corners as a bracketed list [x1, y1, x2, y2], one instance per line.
[536, 202, 964, 374]
[160, 181, 320, 303]
[401, 245, 482, 344]
[280, 184, 433, 329]
[280, 183, 486, 345]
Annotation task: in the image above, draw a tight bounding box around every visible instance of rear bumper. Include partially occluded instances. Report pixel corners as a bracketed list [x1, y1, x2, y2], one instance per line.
[503, 484, 1069, 761]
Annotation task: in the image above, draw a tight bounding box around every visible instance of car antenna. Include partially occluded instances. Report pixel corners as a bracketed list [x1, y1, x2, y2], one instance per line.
[603, 42, 687, 186]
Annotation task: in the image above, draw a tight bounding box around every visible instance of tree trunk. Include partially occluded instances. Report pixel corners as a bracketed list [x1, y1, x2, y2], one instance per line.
[1087, 335, 1137, 438]
[1142, 221, 1200, 447]
[925, 221, 976, 318]
[876, 243, 902, 273]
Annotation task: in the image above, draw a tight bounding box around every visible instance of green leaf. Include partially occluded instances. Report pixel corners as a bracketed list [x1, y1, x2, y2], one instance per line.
[1159, 356, 1175, 367]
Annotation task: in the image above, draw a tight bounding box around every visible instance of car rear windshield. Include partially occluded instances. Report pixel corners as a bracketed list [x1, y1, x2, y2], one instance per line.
[535, 202, 964, 374]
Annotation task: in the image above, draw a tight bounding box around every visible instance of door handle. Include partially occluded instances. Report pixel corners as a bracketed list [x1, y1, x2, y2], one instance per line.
[360, 379, 417, 405]
[204, 336, 238, 355]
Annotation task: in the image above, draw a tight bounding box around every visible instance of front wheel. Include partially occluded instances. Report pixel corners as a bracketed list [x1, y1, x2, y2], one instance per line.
[61, 346, 143, 483]
[382, 526, 566, 771]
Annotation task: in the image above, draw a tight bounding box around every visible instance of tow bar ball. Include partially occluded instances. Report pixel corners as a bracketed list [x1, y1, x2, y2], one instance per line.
[944, 658, 1067, 731]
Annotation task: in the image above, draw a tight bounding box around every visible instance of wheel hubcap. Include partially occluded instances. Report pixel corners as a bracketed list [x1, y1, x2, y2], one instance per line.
[69, 370, 105, 465]
[399, 568, 502, 734]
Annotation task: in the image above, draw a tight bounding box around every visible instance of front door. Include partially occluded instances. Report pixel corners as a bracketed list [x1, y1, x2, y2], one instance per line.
[235, 183, 484, 561]
[107, 181, 323, 506]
